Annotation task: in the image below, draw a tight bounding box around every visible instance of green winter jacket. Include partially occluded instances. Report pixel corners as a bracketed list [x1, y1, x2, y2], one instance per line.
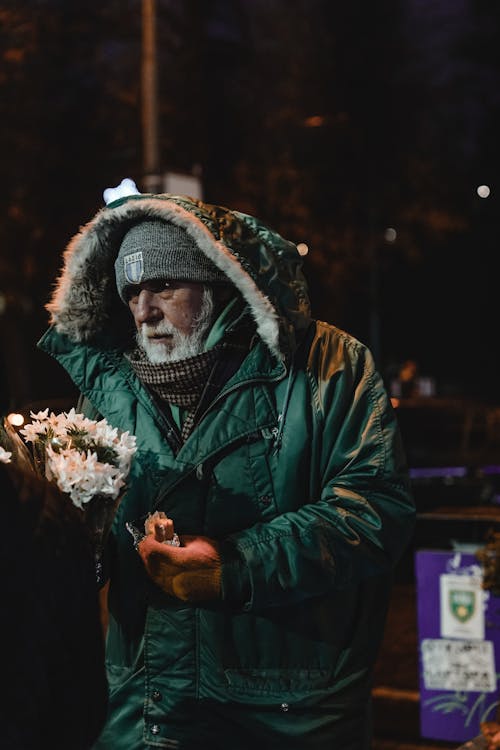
[38, 194, 415, 750]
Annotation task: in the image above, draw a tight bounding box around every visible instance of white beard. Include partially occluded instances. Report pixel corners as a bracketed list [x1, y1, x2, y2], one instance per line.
[136, 288, 214, 364]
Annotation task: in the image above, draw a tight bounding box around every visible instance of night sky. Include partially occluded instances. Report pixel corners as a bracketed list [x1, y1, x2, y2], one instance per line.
[1, 0, 499, 411]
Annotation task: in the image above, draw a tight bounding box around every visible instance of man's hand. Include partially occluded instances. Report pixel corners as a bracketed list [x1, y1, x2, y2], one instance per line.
[137, 534, 221, 602]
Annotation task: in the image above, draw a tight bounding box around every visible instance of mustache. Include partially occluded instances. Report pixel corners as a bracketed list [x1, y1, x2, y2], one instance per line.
[140, 322, 178, 337]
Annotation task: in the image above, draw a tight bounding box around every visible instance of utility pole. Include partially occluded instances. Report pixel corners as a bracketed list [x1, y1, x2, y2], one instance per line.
[141, 0, 162, 193]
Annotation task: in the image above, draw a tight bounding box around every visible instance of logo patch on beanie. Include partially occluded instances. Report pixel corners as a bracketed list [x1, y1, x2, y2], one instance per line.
[124, 252, 144, 284]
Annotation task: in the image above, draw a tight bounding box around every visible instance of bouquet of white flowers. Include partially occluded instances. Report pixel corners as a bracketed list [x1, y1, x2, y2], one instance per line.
[1, 408, 137, 583]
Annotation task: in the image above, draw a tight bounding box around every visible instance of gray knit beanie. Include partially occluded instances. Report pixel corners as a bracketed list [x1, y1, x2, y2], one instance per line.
[114, 220, 227, 302]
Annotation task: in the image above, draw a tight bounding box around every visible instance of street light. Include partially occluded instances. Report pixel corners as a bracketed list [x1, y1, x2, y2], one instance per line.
[142, 0, 162, 193]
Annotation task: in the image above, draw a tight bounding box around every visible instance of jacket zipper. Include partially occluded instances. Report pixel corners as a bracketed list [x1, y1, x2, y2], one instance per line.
[193, 366, 286, 430]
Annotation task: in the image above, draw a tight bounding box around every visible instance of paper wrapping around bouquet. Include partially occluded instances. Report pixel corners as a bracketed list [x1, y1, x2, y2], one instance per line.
[82, 494, 121, 541]
[81, 493, 123, 586]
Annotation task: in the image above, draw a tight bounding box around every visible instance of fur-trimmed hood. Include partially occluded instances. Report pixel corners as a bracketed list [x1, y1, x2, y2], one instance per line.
[46, 193, 311, 360]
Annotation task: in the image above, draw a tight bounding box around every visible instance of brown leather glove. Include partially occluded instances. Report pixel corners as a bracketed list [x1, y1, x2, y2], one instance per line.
[137, 534, 221, 602]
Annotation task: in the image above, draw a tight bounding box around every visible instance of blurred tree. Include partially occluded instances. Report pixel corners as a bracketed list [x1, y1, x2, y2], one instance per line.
[1, 0, 500, 403]
[0, 1, 140, 407]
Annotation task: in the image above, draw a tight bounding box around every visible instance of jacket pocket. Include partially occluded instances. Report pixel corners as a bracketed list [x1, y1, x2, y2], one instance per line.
[106, 661, 145, 699]
[200, 598, 349, 703]
[223, 667, 332, 698]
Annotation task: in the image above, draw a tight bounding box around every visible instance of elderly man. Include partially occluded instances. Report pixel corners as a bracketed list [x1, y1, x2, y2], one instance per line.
[39, 193, 415, 750]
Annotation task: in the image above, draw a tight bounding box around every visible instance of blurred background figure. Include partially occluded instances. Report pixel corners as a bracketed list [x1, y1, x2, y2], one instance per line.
[390, 358, 436, 400]
[0, 460, 108, 750]
[398, 358, 419, 398]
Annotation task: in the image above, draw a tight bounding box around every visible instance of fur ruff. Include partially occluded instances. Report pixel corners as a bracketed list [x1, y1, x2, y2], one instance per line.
[47, 197, 282, 357]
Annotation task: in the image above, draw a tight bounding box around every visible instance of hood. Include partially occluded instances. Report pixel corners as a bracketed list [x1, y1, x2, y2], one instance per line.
[46, 193, 311, 360]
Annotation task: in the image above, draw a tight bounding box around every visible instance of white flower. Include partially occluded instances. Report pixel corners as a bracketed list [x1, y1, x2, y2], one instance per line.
[29, 408, 50, 421]
[60, 409, 98, 434]
[46, 445, 126, 509]
[114, 431, 137, 473]
[94, 418, 119, 443]
[20, 418, 53, 443]
[0, 446, 12, 464]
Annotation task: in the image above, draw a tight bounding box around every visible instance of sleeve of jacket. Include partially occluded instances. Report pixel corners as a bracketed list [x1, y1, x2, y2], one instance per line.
[220, 326, 416, 611]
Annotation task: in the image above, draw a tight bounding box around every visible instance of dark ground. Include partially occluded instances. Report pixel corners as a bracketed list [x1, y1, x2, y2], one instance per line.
[371, 581, 460, 750]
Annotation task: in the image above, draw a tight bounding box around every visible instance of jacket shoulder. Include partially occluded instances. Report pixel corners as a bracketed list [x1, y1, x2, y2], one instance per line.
[303, 320, 381, 418]
[306, 320, 373, 371]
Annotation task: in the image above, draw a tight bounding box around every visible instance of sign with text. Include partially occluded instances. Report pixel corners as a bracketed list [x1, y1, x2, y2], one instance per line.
[416, 550, 500, 742]
[421, 639, 496, 692]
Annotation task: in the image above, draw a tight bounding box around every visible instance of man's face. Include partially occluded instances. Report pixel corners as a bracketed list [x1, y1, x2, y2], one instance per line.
[127, 280, 213, 363]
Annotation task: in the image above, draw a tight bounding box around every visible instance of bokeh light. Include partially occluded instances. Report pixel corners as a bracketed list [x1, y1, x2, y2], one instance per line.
[7, 413, 25, 427]
[477, 184, 491, 198]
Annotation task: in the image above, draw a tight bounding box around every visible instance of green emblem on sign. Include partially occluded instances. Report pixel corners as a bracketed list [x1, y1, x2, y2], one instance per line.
[449, 589, 475, 623]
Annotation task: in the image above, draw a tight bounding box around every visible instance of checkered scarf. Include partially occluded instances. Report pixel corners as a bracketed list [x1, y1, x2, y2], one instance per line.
[125, 347, 220, 439]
